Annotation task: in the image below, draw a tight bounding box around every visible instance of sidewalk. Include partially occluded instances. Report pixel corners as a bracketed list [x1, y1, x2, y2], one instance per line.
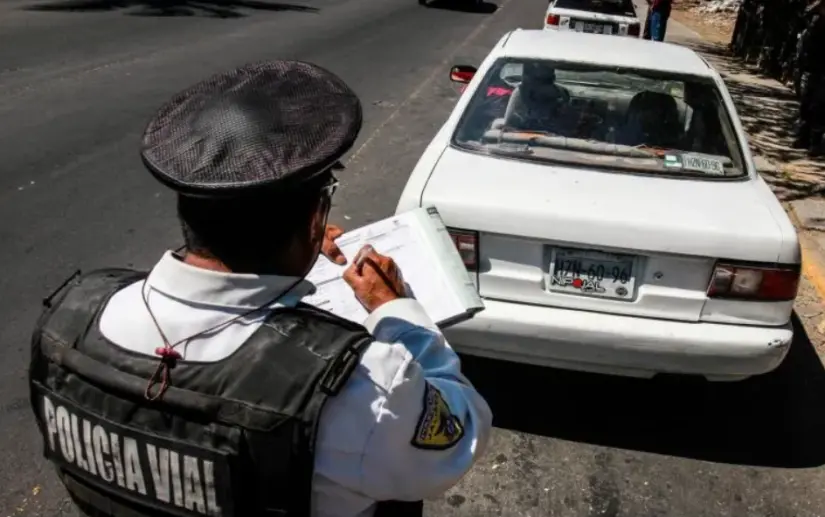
[658, 5, 825, 357]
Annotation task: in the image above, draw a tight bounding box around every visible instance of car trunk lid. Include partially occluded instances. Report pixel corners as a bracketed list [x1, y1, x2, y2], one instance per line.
[550, 7, 638, 35]
[421, 147, 784, 322]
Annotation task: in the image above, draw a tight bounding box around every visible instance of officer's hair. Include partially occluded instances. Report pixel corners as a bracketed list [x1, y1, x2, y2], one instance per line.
[177, 178, 327, 270]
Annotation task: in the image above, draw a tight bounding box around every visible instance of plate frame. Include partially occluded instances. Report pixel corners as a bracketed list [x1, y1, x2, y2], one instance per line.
[545, 246, 641, 301]
[577, 21, 610, 34]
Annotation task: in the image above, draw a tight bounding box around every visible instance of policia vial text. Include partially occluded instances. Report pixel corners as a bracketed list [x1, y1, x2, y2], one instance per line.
[41, 395, 223, 516]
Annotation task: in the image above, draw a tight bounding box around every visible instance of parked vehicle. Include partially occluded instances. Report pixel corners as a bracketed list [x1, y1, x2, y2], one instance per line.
[397, 29, 801, 381]
[544, 0, 642, 37]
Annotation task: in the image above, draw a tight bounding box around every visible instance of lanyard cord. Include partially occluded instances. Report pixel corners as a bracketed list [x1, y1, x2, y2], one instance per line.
[141, 175, 337, 401]
[140, 274, 304, 401]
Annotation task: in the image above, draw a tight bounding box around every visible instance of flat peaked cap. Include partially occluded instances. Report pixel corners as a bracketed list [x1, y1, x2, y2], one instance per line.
[140, 60, 362, 197]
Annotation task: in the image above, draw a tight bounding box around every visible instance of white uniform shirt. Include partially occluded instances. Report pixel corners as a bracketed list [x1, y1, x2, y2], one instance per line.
[99, 251, 493, 517]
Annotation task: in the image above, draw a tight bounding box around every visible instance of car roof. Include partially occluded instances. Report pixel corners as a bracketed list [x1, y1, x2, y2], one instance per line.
[499, 29, 714, 78]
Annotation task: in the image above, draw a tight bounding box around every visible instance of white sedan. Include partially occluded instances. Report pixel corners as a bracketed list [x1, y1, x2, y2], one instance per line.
[395, 29, 801, 381]
[544, 0, 641, 37]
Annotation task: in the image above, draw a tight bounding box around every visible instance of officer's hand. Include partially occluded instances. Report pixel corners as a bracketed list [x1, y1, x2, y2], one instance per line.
[343, 245, 407, 313]
[322, 224, 346, 265]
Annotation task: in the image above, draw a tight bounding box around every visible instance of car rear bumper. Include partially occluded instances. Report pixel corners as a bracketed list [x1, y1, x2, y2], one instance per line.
[445, 298, 793, 381]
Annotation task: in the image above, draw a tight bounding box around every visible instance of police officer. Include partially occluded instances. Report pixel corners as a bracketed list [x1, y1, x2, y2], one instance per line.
[29, 60, 493, 517]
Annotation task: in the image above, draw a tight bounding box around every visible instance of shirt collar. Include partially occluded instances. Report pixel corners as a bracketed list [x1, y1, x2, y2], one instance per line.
[145, 251, 317, 310]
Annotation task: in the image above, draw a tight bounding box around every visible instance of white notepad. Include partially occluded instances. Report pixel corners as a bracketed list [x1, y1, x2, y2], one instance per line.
[303, 206, 485, 328]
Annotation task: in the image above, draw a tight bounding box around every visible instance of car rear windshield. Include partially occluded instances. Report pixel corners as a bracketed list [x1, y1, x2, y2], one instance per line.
[452, 58, 747, 179]
[554, 0, 635, 17]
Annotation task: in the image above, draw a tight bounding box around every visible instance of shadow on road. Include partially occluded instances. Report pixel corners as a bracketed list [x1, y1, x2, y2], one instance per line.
[422, 0, 497, 14]
[22, 0, 318, 18]
[682, 40, 825, 203]
[461, 312, 825, 469]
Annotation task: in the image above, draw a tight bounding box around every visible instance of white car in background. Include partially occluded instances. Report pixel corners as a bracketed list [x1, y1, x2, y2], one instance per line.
[544, 0, 641, 37]
[396, 29, 801, 381]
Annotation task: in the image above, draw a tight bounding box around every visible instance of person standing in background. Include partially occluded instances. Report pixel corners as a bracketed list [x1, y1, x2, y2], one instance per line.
[643, 0, 672, 41]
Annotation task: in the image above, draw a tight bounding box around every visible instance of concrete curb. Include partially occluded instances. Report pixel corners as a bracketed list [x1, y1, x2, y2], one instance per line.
[790, 198, 825, 232]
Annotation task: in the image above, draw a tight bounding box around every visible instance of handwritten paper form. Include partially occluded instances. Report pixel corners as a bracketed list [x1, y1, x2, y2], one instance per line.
[303, 208, 477, 326]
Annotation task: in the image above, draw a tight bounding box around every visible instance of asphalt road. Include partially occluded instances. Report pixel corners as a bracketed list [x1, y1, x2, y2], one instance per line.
[2, 0, 825, 516]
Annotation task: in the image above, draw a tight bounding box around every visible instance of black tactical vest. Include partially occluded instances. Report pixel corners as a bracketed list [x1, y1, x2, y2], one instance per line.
[29, 268, 422, 517]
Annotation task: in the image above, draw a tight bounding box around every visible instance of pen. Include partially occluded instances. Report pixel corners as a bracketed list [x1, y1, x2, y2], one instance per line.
[353, 244, 375, 272]
[352, 244, 409, 297]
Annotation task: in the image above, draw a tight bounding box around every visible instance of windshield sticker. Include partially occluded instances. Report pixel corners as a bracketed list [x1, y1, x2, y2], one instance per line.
[681, 154, 725, 175]
[669, 85, 685, 98]
[663, 154, 682, 168]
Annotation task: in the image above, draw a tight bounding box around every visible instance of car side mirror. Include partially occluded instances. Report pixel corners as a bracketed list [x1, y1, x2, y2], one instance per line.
[450, 65, 477, 84]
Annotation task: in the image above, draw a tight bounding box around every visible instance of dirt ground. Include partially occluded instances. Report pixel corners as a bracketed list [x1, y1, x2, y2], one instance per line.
[671, 0, 736, 44]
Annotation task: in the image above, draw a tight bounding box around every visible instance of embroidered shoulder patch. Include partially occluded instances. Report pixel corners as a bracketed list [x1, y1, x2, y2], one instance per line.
[411, 383, 465, 450]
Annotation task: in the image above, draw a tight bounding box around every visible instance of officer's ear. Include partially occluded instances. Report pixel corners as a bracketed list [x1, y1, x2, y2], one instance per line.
[314, 172, 337, 222]
[310, 197, 330, 239]
[299, 194, 326, 244]
[299, 172, 336, 244]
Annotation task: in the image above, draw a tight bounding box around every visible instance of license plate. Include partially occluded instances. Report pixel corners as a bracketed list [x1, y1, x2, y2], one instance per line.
[548, 247, 636, 299]
[682, 154, 725, 176]
[583, 22, 602, 33]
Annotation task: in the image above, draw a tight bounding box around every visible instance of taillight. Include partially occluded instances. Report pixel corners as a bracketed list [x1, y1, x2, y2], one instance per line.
[546, 14, 560, 25]
[628, 23, 640, 36]
[707, 262, 800, 301]
[448, 228, 478, 270]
